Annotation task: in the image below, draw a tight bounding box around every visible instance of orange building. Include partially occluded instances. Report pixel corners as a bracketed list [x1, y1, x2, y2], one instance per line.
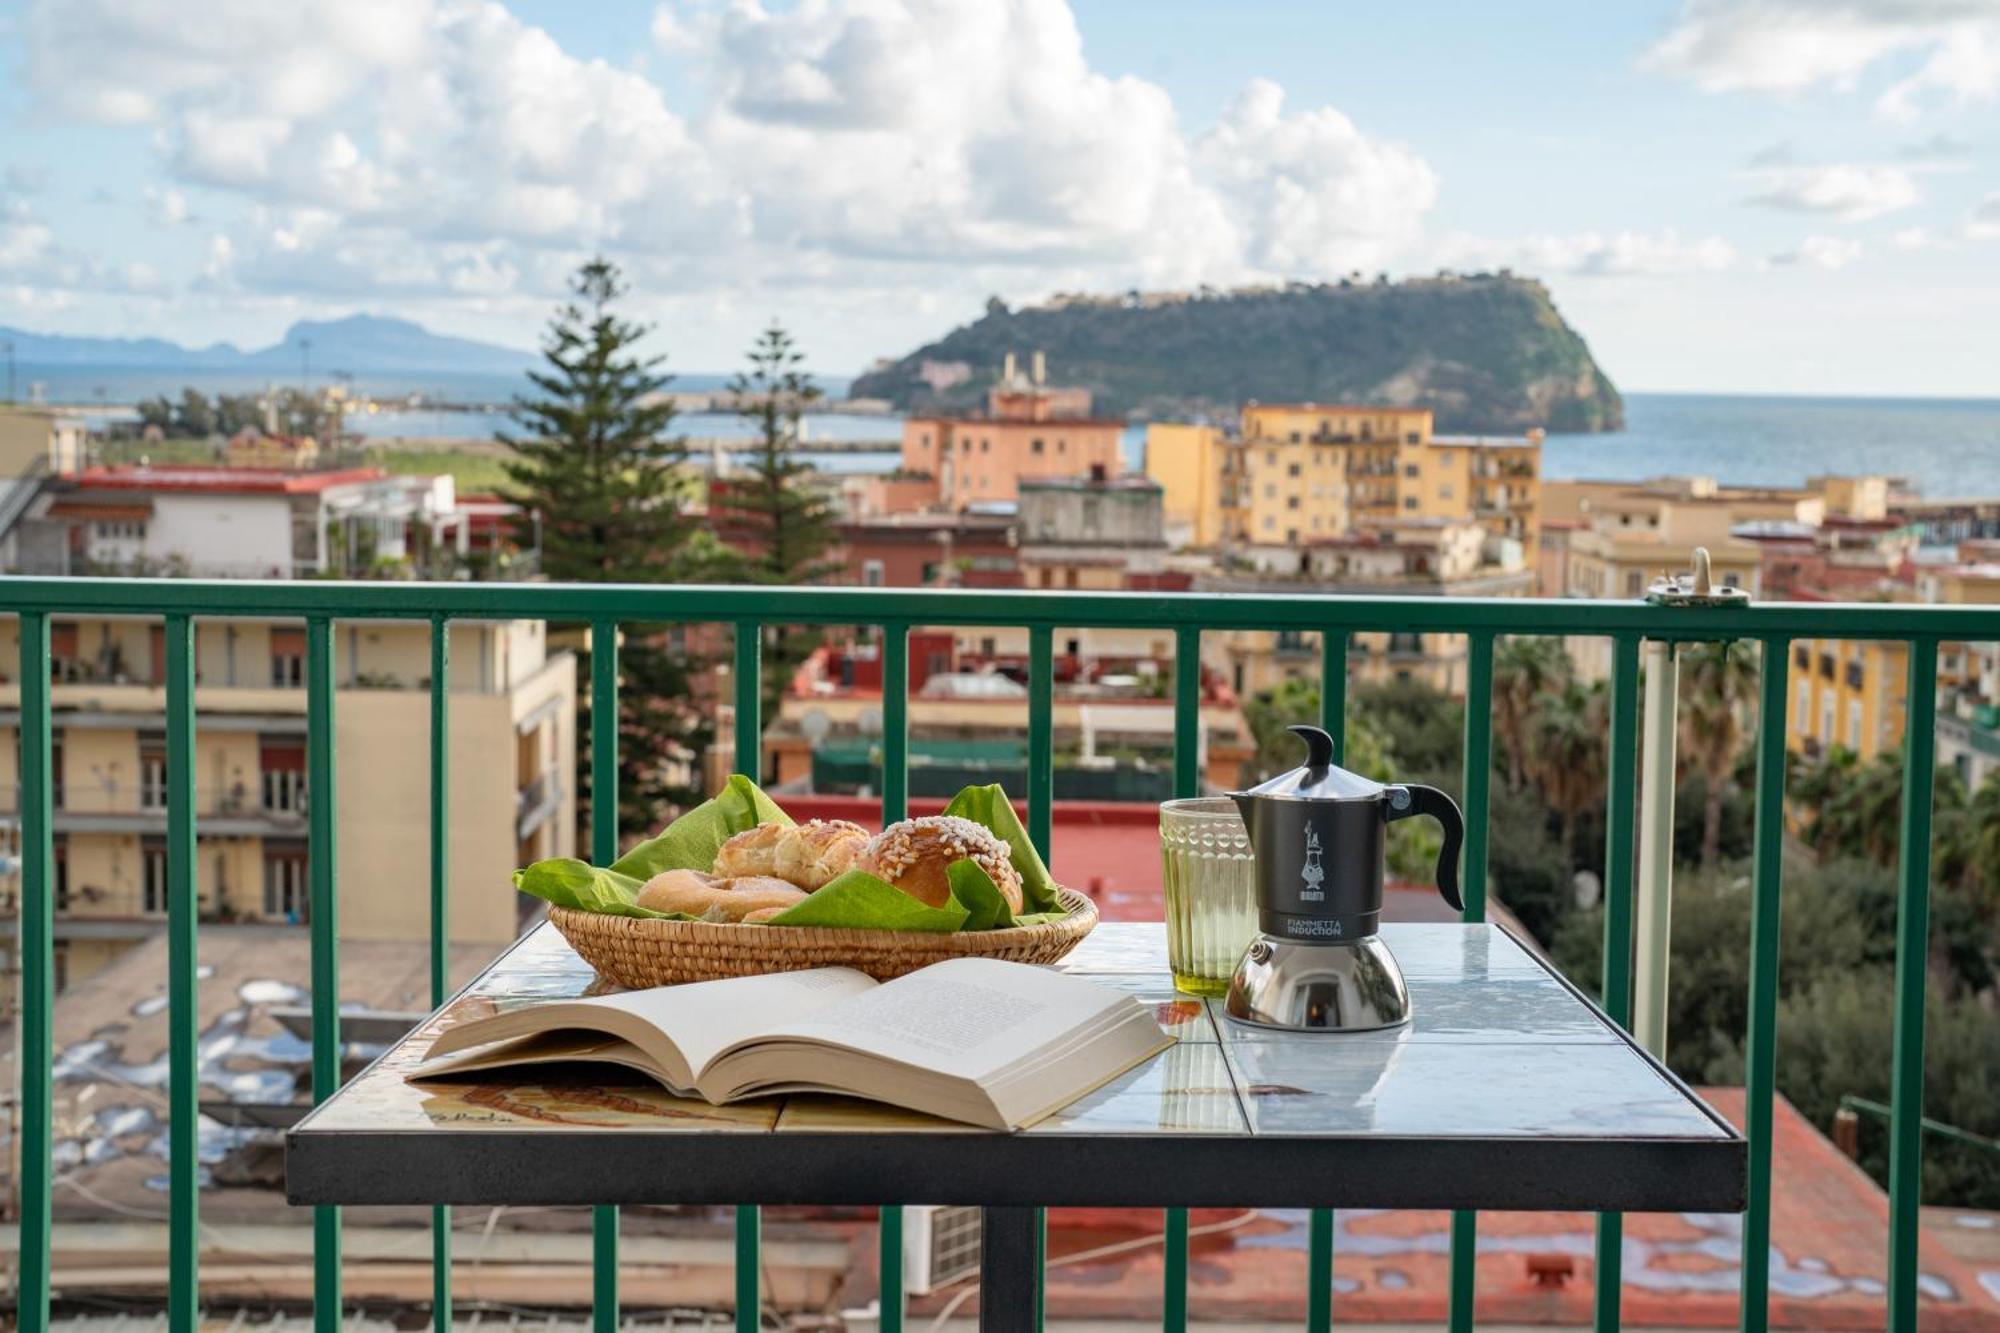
[898, 358, 1124, 510]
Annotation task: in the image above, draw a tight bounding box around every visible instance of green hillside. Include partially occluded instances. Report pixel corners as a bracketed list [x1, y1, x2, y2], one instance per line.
[849, 274, 1623, 433]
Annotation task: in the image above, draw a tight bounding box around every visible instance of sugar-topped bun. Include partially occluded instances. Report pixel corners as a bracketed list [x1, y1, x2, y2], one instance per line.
[860, 816, 1023, 913]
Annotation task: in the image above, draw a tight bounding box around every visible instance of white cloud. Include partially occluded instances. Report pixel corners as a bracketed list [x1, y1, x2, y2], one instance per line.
[1768, 236, 1865, 269]
[17, 0, 1439, 318]
[0, 194, 172, 296]
[1744, 163, 1922, 220]
[1967, 191, 2000, 240]
[1433, 228, 1738, 278]
[145, 186, 190, 225]
[1647, 1, 2000, 121]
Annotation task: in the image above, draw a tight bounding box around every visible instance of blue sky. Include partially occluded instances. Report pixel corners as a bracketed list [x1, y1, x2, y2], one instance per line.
[2, 1, 1998, 395]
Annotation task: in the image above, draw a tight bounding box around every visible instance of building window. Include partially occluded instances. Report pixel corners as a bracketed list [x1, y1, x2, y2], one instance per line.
[1402, 497, 1418, 511]
[1440, 484, 1454, 499]
[140, 744, 168, 811]
[1265, 450, 1277, 466]
[1288, 462, 1301, 478]
[1625, 571, 1644, 596]
[1796, 680, 1811, 735]
[1289, 431, 1301, 443]
[1031, 438, 1044, 454]
[270, 628, 306, 688]
[262, 741, 308, 814]
[51, 736, 64, 811]
[1821, 694, 1836, 745]
[1404, 464, 1419, 478]
[264, 849, 309, 921]
[862, 559, 885, 587]
[1405, 432, 1420, 444]
[1056, 439, 1066, 453]
[980, 438, 990, 453]
[1264, 484, 1277, 499]
[1263, 516, 1276, 532]
[142, 840, 167, 915]
[962, 439, 972, 453]
[1847, 699, 1864, 751]
[53, 838, 68, 911]
[95, 520, 147, 541]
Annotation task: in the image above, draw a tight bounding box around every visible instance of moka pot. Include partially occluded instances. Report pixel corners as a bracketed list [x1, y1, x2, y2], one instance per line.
[1224, 724, 1465, 1031]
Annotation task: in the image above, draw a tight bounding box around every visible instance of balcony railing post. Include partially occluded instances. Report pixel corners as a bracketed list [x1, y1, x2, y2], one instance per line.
[731, 620, 763, 1333]
[1165, 624, 1201, 1332]
[1450, 631, 1496, 1332]
[1309, 627, 1350, 1330]
[165, 614, 199, 1333]
[879, 620, 909, 1333]
[1739, 636, 1791, 1333]
[589, 619, 620, 1333]
[428, 615, 453, 1332]
[1887, 638, 1939, 1333]
[1028, 625, 1054, 858]
[1633, 639, 1680, 1058]
[1595, 634, 1643, 1333]
[305, 617, 342, 1333]
[16, 612, 54, 1333]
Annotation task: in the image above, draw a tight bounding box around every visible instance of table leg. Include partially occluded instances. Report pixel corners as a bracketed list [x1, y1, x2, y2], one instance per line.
[979, 1206, 1041, 1333]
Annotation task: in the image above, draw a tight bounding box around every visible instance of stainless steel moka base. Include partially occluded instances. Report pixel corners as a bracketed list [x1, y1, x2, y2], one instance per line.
[1224, 934, 1412, 1032]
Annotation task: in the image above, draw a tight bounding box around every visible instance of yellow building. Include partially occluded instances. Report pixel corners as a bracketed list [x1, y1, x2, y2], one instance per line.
[1786, 636, 1909, 763]
[1144, 404, 1542, 556]
[0, 616, 576, 989]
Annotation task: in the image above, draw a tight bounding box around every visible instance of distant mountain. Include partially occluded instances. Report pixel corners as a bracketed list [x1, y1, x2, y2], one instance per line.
[849, 274, 1624, 433]
[0, 314, 535, 375]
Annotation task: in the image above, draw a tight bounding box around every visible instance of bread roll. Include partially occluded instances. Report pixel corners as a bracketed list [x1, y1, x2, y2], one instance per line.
[636, 868, 721, 916]
[635, 868, 807, 921]
[712, 819, 868, 889]
[860, 816, 1024, 913]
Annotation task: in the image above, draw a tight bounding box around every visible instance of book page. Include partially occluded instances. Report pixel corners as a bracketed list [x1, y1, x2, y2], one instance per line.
[423, 966, 875, 1084]
[742, 957, 1133, 1083]
[596, 966, 876, 1076]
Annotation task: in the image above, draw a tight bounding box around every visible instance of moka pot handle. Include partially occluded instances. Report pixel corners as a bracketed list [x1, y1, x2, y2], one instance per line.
[1385, 784, 1465, 913]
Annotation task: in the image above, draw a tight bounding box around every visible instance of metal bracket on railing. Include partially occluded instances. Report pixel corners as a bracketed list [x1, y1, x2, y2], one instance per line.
[1644, 546, 1750, 611]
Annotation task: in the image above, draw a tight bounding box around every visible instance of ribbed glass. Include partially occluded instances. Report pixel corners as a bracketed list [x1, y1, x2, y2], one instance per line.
[1160, 797, 1257, 997]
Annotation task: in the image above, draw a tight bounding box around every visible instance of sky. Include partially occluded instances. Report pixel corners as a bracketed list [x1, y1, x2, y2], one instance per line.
[2, 0, 1999, 394]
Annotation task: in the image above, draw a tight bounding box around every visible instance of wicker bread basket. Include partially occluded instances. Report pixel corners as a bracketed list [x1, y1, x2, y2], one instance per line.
[549, 886, 1099, 987]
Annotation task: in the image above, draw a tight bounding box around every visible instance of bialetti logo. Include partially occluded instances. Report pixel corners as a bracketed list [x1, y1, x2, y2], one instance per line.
[1300, 826, 1325, 902]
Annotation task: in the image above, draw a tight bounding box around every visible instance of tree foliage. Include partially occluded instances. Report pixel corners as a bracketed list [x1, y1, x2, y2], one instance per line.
[714, 320, 844, 730]
[501, 258, 711, 836]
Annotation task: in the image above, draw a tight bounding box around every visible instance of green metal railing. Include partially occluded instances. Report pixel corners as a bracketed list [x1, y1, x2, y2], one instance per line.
[6, 577, 1996, 1333]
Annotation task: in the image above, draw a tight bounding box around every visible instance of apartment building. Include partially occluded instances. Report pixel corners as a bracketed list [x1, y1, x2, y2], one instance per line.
[0, 615, 574, 989]
[1201, 518, 1535, 699]
[1143, 403, 1542, 555]
[897, 357, 1124, 510]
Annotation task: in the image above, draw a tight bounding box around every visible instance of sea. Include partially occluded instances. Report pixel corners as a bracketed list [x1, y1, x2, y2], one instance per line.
[15, 360, 2000, 500]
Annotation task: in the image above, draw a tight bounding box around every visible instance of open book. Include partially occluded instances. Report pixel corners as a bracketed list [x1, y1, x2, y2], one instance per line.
[411, 957, 1173, 1131]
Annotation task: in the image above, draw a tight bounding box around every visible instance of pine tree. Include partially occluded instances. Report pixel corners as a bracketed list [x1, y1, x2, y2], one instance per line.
[718, 320, 845, 730]
[502, 258, 710, 839]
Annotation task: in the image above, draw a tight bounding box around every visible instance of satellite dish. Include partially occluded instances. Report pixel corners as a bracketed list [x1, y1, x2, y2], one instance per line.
[800, 709, 832, 747]
[857, 707, 884, 737]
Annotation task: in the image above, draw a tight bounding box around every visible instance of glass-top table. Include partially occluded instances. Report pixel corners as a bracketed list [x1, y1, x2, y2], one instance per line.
[287, 921, 1744, 1331]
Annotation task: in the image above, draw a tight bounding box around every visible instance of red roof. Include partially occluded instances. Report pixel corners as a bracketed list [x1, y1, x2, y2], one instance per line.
[71, 465, 387, 495]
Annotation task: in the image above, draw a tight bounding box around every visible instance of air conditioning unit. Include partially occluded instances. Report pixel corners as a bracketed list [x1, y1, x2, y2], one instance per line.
[904, 1204, 983, 1295]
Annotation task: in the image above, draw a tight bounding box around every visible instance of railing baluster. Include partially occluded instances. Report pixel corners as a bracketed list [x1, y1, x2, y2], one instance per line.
[1028, 624, 1054, 857]
[429, 616, 453, 1332]
[589, 620, 620, 1333]
[1887, 638, 1938, 1333]
[16, 612, 54, 1333]
[1309, 627, 1349, 1330]
[1163, 625, 1201, 1331]
[1450, 631, 1496, 1332]
[306, 617, 342, 1333]
[879, 621, 909, 1333]
[165, 615, 199, 1333]
[1594, 634, 1643, 1333]
[732, 620, 763, 1332]
[1738, 636, 1791, 1333]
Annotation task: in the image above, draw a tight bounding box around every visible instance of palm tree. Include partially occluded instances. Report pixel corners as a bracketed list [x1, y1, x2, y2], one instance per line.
[1494, 637, 1570, 790]
[1533, 678, 1608, 868]
[1678, 640, 1761, 868]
